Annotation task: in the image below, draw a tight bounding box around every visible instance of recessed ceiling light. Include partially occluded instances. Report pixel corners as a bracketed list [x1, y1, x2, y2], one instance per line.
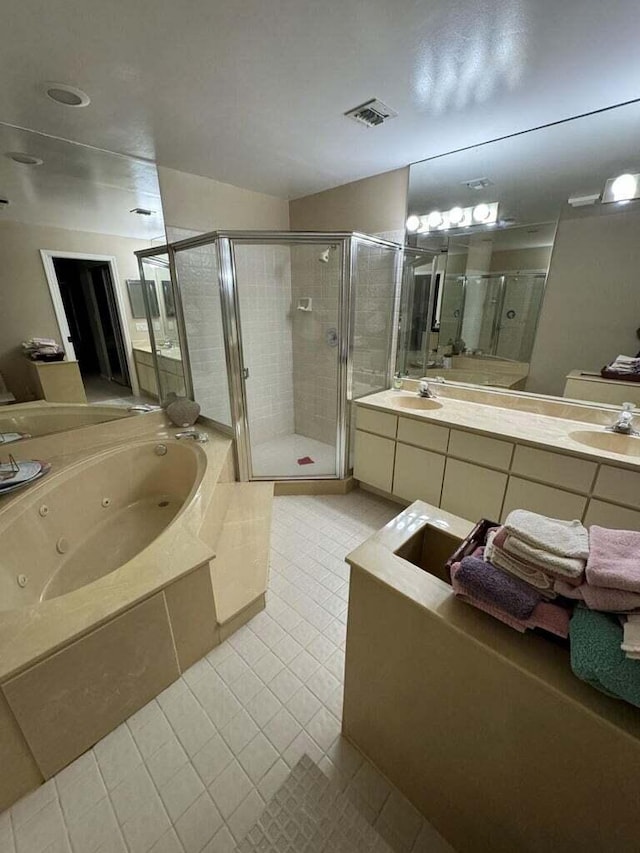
[44, 82, 91, 108]
[6, 152, 43, 166]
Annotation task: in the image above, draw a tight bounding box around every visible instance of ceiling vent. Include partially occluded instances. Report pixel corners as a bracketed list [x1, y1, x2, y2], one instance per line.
[0, 197, 10, 208]
[130, 207, 154, 216]
[344, 99, 398, 128]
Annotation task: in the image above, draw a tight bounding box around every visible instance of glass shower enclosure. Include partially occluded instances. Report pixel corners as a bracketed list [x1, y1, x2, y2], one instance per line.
[136, 232, 405, 482]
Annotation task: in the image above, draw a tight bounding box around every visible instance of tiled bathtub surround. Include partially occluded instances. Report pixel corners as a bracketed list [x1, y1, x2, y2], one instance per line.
[0, 492, 453, 853]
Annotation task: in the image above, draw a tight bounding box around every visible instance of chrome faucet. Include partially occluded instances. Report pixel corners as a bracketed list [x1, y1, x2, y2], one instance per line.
[175, 429, 209, 443]
[418, 380, 437, 399]
[127, 404, 162, 413]
[607, 402, 640, 436]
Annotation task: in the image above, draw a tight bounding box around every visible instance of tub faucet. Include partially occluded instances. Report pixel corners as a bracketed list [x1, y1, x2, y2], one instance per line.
[607, 402, 640, 436]
[175, 429, 209, 443]
[127, 404, 162, 413]
[418, 381, 437, 398]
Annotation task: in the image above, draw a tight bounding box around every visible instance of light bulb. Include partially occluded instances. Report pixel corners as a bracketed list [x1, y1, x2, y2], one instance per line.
[611, 173, 637, 202]
[472, 203, 491, 223]
[427, 210, 443, 229]
[449, 206, 464, 226]
[405, 214, 420, 232]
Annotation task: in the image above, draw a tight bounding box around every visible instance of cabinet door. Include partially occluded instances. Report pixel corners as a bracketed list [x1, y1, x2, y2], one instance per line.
[584, 500, 640, 531]
[353, 430, 396, 492]
[393, 443, 446, 505]
[355, 406, 398, 438]
[502, 477, 586, 522]
[440, 458, 507, 522]
[593, 465, 640, 510]
[396, 417, 449, 453]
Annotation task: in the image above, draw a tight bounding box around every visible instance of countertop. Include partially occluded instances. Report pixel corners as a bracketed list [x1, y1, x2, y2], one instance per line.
[133, 342, 182, 362]
[356, 387, 640, 470]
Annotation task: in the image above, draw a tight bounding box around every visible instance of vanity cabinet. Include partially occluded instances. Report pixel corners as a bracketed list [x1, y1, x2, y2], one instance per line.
[353, 431, 396, 492]
[393, 444, 446, 504]
[441, 459, 508, 522]
[354, 402, 640, 530]
[501, 477, 587, 522]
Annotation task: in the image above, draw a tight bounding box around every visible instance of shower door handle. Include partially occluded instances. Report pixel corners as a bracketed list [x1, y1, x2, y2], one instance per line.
[242, 367, 250, 380]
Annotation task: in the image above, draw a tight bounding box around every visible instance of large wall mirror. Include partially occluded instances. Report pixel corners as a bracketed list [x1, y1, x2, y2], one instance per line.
[0, 125, 187, 435]
[401, 100, 640, 406]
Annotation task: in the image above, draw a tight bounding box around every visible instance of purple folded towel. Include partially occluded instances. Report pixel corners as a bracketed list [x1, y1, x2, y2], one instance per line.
[586, 526, 640, 592]
[457, 555, 542, 619]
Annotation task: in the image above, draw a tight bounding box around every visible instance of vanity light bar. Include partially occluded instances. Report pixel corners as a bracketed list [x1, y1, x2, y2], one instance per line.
[406, 202, 499, 233]
[602, 173, 640, 204]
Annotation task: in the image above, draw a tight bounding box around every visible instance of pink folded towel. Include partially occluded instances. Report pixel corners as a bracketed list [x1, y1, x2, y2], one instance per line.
[555, 579, 640, 613]
[586, 526, 640, 592]
[451, 563, 570, 638]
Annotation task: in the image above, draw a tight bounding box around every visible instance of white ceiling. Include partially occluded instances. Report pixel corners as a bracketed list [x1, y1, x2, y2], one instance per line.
[0, 126, 164, 239]
[1, 0, 639, 200]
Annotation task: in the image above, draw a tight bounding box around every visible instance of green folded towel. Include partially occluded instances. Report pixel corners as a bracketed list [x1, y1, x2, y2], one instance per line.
[570, 607, 640, 707]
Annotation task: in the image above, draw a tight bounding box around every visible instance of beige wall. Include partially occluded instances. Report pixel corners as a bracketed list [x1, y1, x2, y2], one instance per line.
[0, 220, 150, 400]
[528, 204, 640, 396]
[158, 166, 289, 236]
[490, 245, 552, 272]
[289, 168, 409, 239]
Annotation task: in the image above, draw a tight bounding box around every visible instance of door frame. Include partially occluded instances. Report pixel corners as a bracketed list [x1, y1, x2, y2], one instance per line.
[40, 250, 140, 396]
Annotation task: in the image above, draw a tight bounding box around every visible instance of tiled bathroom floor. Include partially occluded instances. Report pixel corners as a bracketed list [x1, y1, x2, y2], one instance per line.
[251, 434, 336, 478]
[0, 490, 454, 853]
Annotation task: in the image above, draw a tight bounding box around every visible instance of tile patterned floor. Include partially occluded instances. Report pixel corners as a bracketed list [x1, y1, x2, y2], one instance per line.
[0, 490, 454, 853]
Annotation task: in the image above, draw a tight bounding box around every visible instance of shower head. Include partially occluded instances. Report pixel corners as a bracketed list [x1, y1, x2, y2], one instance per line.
[318, 246, 336, 264]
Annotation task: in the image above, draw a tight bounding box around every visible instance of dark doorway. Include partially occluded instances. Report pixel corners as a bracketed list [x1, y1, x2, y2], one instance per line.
[53, 258, 131, 394]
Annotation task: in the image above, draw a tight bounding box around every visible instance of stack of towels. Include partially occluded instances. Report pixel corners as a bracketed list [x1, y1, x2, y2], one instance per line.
[22, 337, 64, 361]
[485, 510, 588, 597]
[450, 509, 579, 639]
[601, 354, 640, 382]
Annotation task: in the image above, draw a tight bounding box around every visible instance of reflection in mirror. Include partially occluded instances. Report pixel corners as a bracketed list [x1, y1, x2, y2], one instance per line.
[0, 124, 184, 438]
[136, 254, 187, 401]
[402, 101, 640, 405]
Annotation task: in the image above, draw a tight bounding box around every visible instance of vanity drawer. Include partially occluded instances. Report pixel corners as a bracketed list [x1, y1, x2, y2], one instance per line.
[592, 465, 640, 510]
[502, 477, 587, 522]
[584, 500, 640, 531]
[393, 443, 446, 505]
[448, 429, 513, 471]
[134, 349, 154, 368]
[355, 407, 398, 439]
[511, 445, 597, 494]
[397, 417, 449, 453]
[440, 458, 507, 523]
[354, 430, 395, 492]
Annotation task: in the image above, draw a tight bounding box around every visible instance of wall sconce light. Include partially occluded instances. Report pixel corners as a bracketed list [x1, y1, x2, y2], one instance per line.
[602, 173, 640, 204]
[406, 202, 499, 233]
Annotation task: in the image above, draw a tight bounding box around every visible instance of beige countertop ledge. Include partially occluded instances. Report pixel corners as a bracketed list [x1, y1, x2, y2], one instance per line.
[0, 413, 233, 682]
[346, 500, 640, 745]
[356, 382, 640, 470]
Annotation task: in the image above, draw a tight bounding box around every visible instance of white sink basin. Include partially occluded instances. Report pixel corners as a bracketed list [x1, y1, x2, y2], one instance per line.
[569, 430, 640, 458]
[390, 396, 443, 412]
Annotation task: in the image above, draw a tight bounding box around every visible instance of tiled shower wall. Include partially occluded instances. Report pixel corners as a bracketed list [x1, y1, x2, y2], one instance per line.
[290, 246, 341, 447]
[235, 246, 295, 446]
[173, 244, 232, 427]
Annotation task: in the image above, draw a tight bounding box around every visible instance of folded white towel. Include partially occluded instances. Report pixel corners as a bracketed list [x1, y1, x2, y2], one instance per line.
[503, 534, 585, 579]
[485, 530, 556, 596]
[503, 510, 589, 560]
[622, 614, 640, 659]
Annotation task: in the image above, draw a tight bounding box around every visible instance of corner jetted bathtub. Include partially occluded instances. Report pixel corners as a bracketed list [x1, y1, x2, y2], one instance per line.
[0, 439, 205, 611]
[0, 402, 133, 438]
